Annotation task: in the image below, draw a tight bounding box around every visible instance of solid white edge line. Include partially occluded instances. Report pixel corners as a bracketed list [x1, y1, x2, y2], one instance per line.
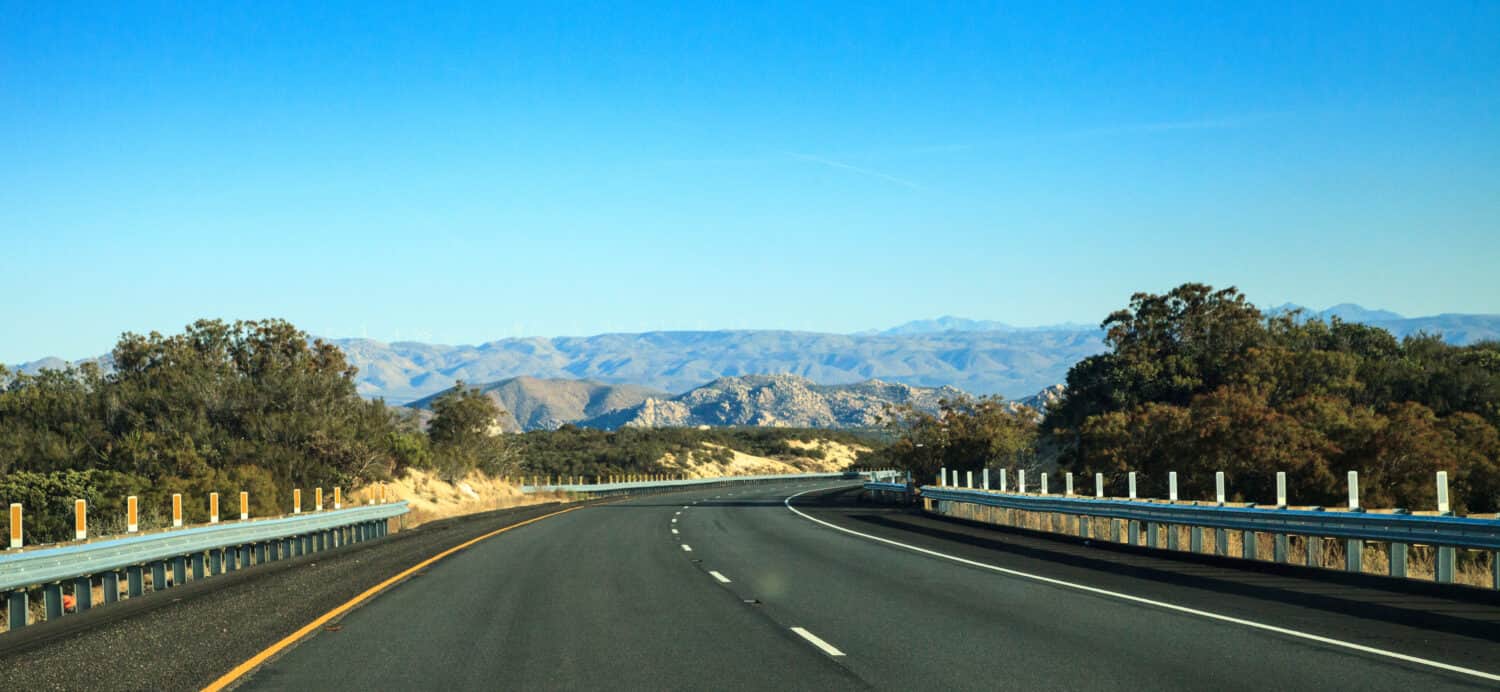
[791, 626, 846, 656]
[783, 487, 1500, 683]
[710, 570, 732, 583]
[681, 544, 693, 552]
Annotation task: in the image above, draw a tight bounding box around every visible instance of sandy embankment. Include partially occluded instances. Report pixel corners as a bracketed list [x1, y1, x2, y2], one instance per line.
[353, 469, 570, 528]
[659, 440, 870, 478]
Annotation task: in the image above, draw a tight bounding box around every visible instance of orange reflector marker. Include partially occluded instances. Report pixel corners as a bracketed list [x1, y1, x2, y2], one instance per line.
[172, 494, 183, 528]
[127, 496, 138, 533]
[75, 499, 87, 541]
[9, 503, 21, 549]
[334, 487, 342, 510]
[315, 487, 323, 512]
[240, 491, 249, 521]
[294, 488, 302, 514]
[210, 492, 220, 524]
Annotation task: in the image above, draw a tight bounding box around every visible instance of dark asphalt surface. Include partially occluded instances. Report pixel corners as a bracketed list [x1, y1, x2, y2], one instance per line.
[240, 481, 1500, 691]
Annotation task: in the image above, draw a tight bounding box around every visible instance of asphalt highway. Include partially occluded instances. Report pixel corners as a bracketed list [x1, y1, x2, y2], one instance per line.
[238, 481, 1500, 691]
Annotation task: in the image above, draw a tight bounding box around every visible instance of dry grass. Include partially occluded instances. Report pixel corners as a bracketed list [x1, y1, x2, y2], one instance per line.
[937, 499, 1497, 589]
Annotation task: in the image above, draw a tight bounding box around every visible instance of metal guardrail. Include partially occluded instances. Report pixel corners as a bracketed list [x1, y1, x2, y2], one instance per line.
[2, 502, 408, 632]
[870, 482, 1500, 587]
[522, 471, 869, 494]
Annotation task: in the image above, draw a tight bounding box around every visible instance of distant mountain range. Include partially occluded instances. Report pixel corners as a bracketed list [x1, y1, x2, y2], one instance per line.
[407, 374, 1062, 432]
[11, 305, 1498, 405]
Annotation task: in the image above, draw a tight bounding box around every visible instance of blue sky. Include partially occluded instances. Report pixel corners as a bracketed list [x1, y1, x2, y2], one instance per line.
[3, 1, 1498, 362]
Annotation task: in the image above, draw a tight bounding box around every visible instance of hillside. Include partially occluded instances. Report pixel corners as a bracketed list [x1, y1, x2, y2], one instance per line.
[578, 374, 967, 429]
[406, 376, 665, 432]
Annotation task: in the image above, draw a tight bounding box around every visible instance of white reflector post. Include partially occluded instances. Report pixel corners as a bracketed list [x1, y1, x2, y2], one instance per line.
[1437, 471, 1450, 514]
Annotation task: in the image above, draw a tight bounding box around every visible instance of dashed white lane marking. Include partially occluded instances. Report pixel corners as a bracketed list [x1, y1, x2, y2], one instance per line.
[709, 570, 732, 583]
[782, 488, 1500, 684]
[671, 518, 677, 524]
[672, 528, 680, 535]
[790, 627, 845, 657]
[681, 544, 693, 552]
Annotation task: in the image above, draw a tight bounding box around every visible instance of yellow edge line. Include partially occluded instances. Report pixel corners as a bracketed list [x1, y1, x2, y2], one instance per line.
[201, 505, 585, 692]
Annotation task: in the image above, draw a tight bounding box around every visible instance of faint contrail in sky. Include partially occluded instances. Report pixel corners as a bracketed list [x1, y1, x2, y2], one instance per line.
[786, 152, 924, 190]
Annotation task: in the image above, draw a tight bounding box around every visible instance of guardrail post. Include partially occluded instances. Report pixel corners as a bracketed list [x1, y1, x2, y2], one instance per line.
[1078, 515, 1089, 538]
[1095, 473, 1104, 499]
[7, 590, 26, 630]
[1041, 473, 1049, 495]
[210, 549, 223, 575]
[1190, 526, 1203, 553]
[210, 492, 220, 524]
[1145, 521, 1156, 548]
[173, 556, 187, 585]
[1065, 473, 1074, 496]
[1167, 524, 1178, 550]
[1242, 531, 1256, 560]
[1127, 520, 1139, 545]
[982, 469, 989, 490]
[1306, 537, 1322, 568]
[75, 499, 87, 541]
[1436, 545, 1455, 583]
[127, 496, 139, 533]
[1274, 535, 1288, 563]
[43, 583, 63, 620]
[74, 576, 92, 611]
[150, 561, 167, 591]
[240, 545, 252, 568]
[1110, 518, 1120, 543]
[256, 542, 267, 563]
[127, 565, 144, 597]
[1169, 472, 1178, 501]
[1276, 472, 1287, 508]
[1491, 552, 1499, 591]
[1436, 471, 1450, 514]
[1216, 527, 1228, 556]
[9, 503, 20, 549]
[172, 494, 183, 528]
[1128, 472, 1137, 500]
[192, 552, 206, 580]
[1345, 472, 1363, 572]
[1390, 543, 1407, 578]
[102, 571, 120, 602]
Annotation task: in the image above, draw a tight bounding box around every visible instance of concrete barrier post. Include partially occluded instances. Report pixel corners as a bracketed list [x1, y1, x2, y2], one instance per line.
[1169, 472, 1178, 501]
[1095, 473, 1104, 499]
[75, 499, 87, 541]
[1065, 473, 1074, 496]
[172, 494, 183, 528]
[127, 496, 139, 533]
[1128, 472, 1137, 500]
[1276, 472, 1287, 508]
[210, 492, 220, 524]
[9, 503, 21, 549]
[240, 491, 249, 521]
[1215, 472, 1226, 505]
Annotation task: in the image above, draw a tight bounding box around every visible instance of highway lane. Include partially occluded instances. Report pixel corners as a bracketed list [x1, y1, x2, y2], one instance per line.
[240, 481, 1500, 690]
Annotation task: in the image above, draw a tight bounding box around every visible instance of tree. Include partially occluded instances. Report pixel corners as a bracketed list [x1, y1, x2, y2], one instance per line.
[427, 383, 515, 480]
